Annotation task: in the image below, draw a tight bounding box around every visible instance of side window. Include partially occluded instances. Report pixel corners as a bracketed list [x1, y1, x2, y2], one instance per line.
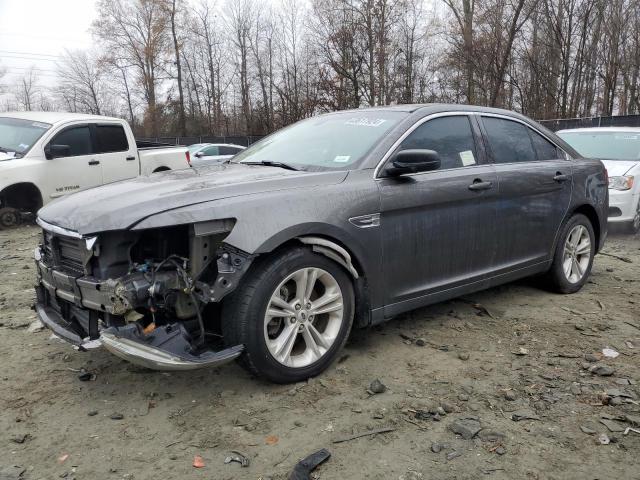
[50, 126, 92, 157]
[397, 116, 478, 170]
[528, 129, 560, 161]
[96, 125, 129, 153]
[203, 145, 220, 156]
[482, 117, 536, 163]
[219, 146, 241, 155]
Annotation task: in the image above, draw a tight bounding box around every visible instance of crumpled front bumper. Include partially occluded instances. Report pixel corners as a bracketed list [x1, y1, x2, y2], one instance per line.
[35, 295, 244, 370]
[101, 330, 243, 371]
[34, 245, 244, 371]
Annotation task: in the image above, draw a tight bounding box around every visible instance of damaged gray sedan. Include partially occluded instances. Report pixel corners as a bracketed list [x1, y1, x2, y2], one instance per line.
[34, 104, 608, 383]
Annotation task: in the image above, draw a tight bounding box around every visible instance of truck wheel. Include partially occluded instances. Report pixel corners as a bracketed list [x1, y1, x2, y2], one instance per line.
[222, 247, 354, 383]
[0, 207, 22, 229]
[546, 213, 595, 294]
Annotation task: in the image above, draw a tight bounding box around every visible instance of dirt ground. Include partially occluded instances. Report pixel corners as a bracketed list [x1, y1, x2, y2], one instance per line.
[0, 224, 638, 480]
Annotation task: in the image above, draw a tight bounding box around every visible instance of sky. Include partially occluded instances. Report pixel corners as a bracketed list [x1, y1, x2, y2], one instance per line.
[0, 0, 97, 102]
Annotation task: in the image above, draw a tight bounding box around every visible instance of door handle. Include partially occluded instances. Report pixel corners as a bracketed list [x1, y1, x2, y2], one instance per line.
[553, 173, 569, 182]
[126, 155, 135, 161]
[88, 160, 100, 166]
[468, 179, 493, 191]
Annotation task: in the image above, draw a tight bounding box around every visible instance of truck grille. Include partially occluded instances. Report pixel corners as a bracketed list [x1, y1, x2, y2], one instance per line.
[42, 230, 89, 275]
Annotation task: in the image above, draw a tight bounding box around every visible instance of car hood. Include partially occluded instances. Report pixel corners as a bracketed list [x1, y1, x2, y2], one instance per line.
[38, 163, 348, 235]
[601, 159, 639, 177]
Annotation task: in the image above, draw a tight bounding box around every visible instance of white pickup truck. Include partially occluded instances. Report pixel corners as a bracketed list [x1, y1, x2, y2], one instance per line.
[0, 112, 191, 227]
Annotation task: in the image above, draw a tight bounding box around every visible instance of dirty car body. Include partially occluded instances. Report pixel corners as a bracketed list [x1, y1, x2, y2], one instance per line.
[34, 104, 609, 381]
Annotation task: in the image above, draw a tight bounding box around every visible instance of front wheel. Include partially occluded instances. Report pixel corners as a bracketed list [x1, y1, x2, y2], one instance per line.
[546, 213, 595, 293]
[221, 247, 354, 383]
[626, 200, 640, 234]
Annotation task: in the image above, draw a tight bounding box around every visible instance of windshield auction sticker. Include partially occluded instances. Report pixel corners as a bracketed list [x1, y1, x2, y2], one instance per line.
[345, 118, 387, 127]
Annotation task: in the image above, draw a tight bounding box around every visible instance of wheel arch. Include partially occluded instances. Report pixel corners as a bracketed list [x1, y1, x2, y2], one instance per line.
[571, 204, 601, 253]
[152, 166, 171, 173]
[248, 227, 373, 328]
[0, 182, 43, 212]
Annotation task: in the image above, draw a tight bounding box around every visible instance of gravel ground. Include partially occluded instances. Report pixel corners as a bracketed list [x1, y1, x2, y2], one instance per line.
[0, 224, 638, 480]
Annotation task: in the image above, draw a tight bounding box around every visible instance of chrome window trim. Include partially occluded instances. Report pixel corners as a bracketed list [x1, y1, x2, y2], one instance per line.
[373, 111, 478, 179]
[37, 218, 83, 239]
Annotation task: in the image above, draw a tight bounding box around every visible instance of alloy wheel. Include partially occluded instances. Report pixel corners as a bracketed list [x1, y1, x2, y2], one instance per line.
[562, 224, 591, 283]
[263, 267, 344, 368]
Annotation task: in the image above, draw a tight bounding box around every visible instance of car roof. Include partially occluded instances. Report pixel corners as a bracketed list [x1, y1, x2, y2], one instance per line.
[0, 111, 122, 125]
[557, 127, 640, 134]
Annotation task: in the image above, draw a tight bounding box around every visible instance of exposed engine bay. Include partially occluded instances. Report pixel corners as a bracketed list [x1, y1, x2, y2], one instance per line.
[34, 219, 251, 370]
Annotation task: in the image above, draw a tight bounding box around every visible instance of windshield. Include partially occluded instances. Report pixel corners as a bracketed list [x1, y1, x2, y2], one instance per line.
[233, 111, 406, 171]
[558, 131, 640, 160]
[188, 143, 208, 154]
[0, 117, 52, 156]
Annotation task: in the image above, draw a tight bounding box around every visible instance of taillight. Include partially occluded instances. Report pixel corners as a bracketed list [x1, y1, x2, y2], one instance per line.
[185, 150, 191, 166]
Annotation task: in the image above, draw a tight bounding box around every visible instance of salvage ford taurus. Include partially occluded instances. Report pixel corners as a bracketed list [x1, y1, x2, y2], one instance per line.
[34, 104, 608, 383]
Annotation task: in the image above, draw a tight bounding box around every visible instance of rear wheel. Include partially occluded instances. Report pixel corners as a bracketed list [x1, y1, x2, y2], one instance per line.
[221, 247, 354, 383]
[0, 207, 22, 229]
[546, 213, 595, 293]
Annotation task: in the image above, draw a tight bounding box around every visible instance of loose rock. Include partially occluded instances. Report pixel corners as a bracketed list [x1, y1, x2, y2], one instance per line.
[511, 410, 540, 422]
[588, 364, 615, 376]
[449, 416, 482, 440]
[110, 413, 124, 420]
[368, 378, 387, 394]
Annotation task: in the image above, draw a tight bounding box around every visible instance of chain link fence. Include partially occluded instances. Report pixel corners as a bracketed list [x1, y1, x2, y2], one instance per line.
[136, 135, 266, 147]
[539, 114, 640, 132]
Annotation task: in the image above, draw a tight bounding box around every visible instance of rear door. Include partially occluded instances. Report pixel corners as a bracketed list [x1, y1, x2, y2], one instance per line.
[479, 115, 572, 270]
[378, 113, 499, 310]
[45, 124, 103, 199]
[93, 123, 139, 184]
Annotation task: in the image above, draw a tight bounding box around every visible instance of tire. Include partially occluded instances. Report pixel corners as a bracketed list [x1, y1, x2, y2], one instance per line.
[0, 207, 22, 229]
[221, 246, 354, 383]
[625, 200, 640, 234]
[546, 213, 595, 294]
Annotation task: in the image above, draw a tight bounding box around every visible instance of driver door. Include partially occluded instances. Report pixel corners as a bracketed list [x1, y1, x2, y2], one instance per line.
[45, 124, 103, 200]
[378, 114, 499, 314]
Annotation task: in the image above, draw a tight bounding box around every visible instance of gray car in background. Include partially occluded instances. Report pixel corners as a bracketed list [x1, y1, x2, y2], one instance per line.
[188, 143, 245, 167]
[33, 104, 608, 383]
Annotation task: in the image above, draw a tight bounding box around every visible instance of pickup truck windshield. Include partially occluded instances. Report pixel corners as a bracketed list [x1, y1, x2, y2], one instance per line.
[558, 131, 640, 160]
[234, 111, 406, 171]
[0, 117, 52, 156]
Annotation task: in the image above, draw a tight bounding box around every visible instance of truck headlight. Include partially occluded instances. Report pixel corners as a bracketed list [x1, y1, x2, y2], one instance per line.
[608, 175, 634, 190]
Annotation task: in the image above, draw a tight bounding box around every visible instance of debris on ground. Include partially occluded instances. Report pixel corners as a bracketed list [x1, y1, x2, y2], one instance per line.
[588, 364, 616, 376]
[288, 448, 331, 480]
[448, 416, 482, 439]
[26, 320, 44, 333]
[332, 427, 395, 444]
[78, 371, 95, 382]
[367, 378, 387, 395]
[602, 347, 620, 358]
[192, 455, 205, 468]
[109, 413, 124, 420]
[224, 451, 250, 467]
[511, 410, 540, 422]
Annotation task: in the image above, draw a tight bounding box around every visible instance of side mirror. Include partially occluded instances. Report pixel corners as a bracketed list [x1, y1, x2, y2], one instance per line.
[195, 152, 205, 158]
[384, 149, 441, 176]
[45, 144, 71, 159]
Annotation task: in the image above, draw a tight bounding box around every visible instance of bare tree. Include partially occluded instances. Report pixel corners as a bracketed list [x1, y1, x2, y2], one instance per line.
[93, 0, 170, 136]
